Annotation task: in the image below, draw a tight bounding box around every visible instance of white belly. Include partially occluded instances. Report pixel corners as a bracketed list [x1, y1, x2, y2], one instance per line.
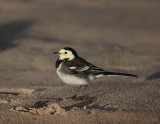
[56, 63, 88, 85]
[57, 70, 87, 85]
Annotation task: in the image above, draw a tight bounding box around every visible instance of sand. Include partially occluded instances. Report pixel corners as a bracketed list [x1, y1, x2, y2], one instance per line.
[0, 0, 160, 124]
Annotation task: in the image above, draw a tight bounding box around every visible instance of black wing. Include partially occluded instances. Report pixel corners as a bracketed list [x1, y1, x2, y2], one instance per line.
[67, 57, 106, 74]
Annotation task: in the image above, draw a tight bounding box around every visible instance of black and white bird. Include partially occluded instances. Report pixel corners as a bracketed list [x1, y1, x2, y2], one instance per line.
[54, 47, 138, 99]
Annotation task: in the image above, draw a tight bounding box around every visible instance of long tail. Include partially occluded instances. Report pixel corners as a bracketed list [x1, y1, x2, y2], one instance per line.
[103, 71, 139, 78]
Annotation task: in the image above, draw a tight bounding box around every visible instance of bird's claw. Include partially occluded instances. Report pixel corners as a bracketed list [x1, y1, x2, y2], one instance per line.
[66, 94, 89, 100]
[66, 94, 77, 99]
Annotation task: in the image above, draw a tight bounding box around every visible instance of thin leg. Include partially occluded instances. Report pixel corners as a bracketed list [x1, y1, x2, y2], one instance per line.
[72, 85, 82, 98]
[79, 85, 82, 90]
[71, 85, 88, 100]
[81, 85, 88, 96]
[84, 85, 88, 90]
[66, 85, 82, 99]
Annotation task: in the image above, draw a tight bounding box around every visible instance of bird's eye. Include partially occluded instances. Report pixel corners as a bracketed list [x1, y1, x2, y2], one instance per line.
[64, 52, 67, 54]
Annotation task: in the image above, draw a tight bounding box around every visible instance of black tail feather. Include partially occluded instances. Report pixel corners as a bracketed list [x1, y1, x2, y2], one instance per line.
[103, 71, 139, 78]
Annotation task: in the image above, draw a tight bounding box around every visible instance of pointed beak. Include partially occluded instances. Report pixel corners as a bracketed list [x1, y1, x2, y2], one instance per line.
[53, 52, 59, 54]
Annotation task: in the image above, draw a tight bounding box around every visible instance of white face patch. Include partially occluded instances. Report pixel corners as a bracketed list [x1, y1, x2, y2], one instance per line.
[59, 49, 75, 60]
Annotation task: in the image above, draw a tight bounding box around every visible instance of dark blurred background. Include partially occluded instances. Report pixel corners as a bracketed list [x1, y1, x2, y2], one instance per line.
[0, 0, 160, 87]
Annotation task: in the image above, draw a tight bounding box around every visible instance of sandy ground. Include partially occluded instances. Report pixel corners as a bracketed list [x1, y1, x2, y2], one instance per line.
[0, 0, 160, 123]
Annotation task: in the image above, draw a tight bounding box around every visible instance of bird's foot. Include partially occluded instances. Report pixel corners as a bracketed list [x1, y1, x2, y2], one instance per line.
[66, 94, 89, 100]
[66, 94, 77, 99]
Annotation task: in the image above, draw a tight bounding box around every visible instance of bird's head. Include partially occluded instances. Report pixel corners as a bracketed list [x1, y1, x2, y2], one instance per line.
[54, 47, 78, 60]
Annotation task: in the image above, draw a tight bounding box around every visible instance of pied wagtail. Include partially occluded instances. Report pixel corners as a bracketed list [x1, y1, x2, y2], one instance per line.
[54, 47, 138, 99]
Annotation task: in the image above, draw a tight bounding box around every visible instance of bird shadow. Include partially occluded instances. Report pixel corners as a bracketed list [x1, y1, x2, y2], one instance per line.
[0, 92, 20, 96]
[63, 95, 118, 111]
[31, 82, 146, 111]
[0, 20, 33, 51]
[146, 71, 160, 80]
[67, 81, 147, 111]
[64, 95, 96, 111]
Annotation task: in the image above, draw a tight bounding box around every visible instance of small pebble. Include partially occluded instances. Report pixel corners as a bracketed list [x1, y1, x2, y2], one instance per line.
[83, 106, 87, 109]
